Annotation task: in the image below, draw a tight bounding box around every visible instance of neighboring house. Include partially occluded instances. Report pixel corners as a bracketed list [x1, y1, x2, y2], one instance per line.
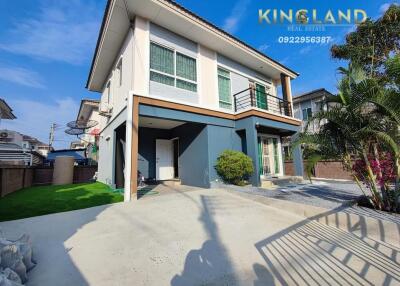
[86, 0, 303, 201]
[73, 99, 101, 163]
[0, 130, 52, 157]
[0, 143, 44, 166]
[46, 149, 88, 166]
[293, 88, 334, 133]
[0, 99, 16, 127]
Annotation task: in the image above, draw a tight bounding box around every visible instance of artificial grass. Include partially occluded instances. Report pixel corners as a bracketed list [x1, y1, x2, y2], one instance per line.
[0, 182, 123, 222]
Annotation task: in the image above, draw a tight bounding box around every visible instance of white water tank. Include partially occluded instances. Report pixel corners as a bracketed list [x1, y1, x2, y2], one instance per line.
[53, 156, 75, 185]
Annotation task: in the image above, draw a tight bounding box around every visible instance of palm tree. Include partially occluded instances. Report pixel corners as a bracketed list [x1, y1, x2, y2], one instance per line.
[293, 62, 400, 212]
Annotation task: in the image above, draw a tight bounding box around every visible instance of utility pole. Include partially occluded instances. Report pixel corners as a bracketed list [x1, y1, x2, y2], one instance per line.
[49, 123, 56, 148]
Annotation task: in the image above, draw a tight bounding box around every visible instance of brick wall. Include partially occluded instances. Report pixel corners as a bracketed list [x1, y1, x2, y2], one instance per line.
[314, 161, 353, 180]
[284, 160, 353, 180]
[0, 166, 97, 197]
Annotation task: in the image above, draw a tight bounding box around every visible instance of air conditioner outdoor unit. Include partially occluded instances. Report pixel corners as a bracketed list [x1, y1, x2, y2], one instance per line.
[99, 103, 113, 117]
[0, 131, 13, 140]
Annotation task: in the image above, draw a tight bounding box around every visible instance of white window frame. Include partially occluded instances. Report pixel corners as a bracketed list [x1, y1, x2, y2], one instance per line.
[149, 41, 198, 92]
[217, 66, 233, 110]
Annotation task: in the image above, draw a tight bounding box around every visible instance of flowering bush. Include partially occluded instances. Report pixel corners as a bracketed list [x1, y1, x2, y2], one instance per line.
[353, 152, 399, 212]
[352, 152, 396, 187]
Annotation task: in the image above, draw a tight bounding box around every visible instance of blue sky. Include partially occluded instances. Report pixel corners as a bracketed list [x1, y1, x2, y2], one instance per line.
[0, 0, 396, 148]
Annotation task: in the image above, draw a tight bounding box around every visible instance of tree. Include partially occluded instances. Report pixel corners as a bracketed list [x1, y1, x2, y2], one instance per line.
[293, 64, 400, 212]
[331, 4, 400, 81]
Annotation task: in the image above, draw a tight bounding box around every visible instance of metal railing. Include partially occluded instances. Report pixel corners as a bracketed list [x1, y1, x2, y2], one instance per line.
[233, 87, 293, 117]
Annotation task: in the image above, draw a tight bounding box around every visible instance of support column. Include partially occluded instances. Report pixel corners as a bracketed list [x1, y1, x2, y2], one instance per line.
[130, 96, 139, 198]
[280, 74, 293, 116]
[292, 141, 304, 177]
[245, 118, 260, 187]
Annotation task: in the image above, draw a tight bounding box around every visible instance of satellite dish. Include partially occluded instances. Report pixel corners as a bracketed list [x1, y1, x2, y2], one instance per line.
[65, 128, 85, 135]
[67, 120, 98, 130]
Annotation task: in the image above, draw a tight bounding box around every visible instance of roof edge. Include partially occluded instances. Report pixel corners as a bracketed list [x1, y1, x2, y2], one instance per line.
[86, 0, 299, 90]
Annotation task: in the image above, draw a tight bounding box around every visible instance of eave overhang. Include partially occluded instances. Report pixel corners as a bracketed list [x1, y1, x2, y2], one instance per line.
[86, 0, 299, 92]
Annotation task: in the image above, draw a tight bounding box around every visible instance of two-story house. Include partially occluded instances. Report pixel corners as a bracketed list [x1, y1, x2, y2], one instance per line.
[293, 88, 334, 133]
[86, 0, 304, 201]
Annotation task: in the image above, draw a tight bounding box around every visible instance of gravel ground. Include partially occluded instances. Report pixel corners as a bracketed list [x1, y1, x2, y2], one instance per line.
[227, 179, 400, 224]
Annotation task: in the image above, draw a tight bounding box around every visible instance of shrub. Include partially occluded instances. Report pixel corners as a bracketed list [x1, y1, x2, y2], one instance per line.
[215, 150, 254, 185]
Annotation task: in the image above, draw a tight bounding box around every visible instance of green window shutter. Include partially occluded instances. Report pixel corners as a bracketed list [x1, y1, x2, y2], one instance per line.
[218, 68, 231, 109]
[218, 68, 230, 77]
[150, 43, 174, 75]
[177, 79, 197, 92]
[176, 53, 196, 81]
[255, 83, 267, 110]
[150, 71, 175, 86]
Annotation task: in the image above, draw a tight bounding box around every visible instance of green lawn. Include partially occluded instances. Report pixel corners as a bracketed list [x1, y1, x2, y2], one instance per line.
[0, 182, 123, 222]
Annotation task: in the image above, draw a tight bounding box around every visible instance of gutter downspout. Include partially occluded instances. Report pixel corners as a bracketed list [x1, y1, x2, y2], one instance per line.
[124, 91, 133, 202]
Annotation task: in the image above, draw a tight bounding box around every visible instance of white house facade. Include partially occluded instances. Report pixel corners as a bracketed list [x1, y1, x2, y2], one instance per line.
[86, 0, 304, 201]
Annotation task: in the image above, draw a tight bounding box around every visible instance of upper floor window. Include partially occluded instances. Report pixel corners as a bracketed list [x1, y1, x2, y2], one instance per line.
[302, 107, 312, 120]
[218, 67, 231, 109]
[116, 59, 122, 86]
[150, 42, 197, 92]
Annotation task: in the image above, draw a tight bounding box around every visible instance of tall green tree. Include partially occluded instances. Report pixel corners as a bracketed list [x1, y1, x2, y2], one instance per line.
[331, 5, 400, 81]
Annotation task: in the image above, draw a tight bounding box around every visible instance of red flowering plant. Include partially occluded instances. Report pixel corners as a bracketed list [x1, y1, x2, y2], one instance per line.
[353, 152, 398, 211]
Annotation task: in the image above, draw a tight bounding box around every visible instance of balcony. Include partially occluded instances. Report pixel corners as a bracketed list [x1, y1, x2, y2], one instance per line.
[233, 87, 293, 117]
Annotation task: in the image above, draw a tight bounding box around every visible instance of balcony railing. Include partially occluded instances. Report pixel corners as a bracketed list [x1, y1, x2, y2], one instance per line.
[233, 87, 293, 117]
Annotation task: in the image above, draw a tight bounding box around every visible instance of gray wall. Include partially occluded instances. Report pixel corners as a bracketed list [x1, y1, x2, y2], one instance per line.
[217, 54, 271, 83]
[172, 123, 209, 188]
[98, 108, 127, 185]
[206, 125, 242, 183]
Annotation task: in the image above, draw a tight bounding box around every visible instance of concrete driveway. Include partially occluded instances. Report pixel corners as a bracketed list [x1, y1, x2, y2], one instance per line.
[0, 187, 399, 286]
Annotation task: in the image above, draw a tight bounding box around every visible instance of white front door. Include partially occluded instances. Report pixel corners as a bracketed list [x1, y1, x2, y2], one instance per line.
[156, 139, 174, 180]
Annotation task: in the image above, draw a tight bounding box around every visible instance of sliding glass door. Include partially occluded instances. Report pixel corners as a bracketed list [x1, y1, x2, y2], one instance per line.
[258, 135, 282, 177]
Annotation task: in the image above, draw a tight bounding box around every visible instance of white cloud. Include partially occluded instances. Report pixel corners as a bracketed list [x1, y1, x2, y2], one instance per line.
[0, 0, 102, 65]
[1, 98, 80, 149]
[379, 2, 399, 14]
[299, 46, 312, 55]
[0, 66, 45, 88]
[278, 57, 290, 65]
[258, 44, 270, 52]
[222, 0, 252, 34]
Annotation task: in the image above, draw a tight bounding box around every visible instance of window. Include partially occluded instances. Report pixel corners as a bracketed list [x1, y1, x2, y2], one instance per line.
[149, 42, 197, 92]
[106, 81, 111, 104]
[116, 59, 122, 86]
[302, 107, 312, 120]
[218, 67, 231, 109]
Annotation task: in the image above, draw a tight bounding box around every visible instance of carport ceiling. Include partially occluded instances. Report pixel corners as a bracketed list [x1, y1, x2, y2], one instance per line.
[139, 117, 185, 129]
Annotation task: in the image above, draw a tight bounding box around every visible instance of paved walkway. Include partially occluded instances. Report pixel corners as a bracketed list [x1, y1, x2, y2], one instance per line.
[0, 187, 399, 286]
[229, 180, 400, 224]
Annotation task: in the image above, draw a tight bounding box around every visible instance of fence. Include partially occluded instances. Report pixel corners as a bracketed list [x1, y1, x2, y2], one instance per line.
[0, 165, 97, 197]
[284, 160, 353, 181]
